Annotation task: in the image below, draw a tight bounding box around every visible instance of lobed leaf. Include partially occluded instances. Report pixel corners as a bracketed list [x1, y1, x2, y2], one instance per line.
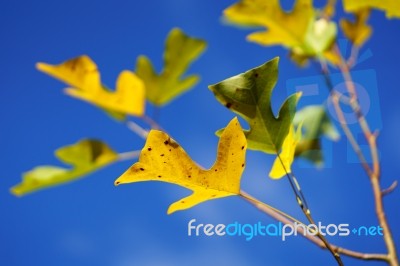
[136, 28, 207, 106]
[11, 139, 118, 196]
[209, 57, 301, 154]
[223, 0, 338, 64]
[37, 55, 145, 118]
[115, 117, 247, 214]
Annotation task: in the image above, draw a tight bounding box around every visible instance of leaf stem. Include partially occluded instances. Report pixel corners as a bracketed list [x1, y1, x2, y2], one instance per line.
[125, 120, 149, 139]
[117, 150, 141, 161]
[142, 114, 164, 130]
[275, 154, 344, 265]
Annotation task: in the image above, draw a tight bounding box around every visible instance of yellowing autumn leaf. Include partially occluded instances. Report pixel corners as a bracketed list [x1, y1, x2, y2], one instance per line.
[269, 125, 302, 179]
[340, 9, 372, 47]
[11, 139, 118, 196]
[136, 28, 207, 106]
[37, 55, 145, 117]
[223, 0, 337, 62]
[343, 0, 400, 19]
[115, 117, 247, 214]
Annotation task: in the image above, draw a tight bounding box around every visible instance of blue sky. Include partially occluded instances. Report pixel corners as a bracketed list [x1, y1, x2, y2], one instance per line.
[1, 1, 400, 265]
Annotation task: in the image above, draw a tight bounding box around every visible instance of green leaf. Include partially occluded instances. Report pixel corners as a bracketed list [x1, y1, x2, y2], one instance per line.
[343, 0, 400, 19]
[209, 57, 301, 154]
[136, 28, 207, 106]
[11, 139, 118, 196]
[293, 105, 339, 165]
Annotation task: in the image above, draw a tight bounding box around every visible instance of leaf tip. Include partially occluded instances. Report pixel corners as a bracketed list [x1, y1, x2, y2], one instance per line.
[10, 186, 22, 197]
[35, 62, 48, 72]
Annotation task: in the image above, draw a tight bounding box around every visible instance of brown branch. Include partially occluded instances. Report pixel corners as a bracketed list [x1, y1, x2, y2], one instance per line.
[331, 93, 373, 176]
[382, 181, 398, 197]
[329, 46, 399, 265]
[240, 191, 389, 262]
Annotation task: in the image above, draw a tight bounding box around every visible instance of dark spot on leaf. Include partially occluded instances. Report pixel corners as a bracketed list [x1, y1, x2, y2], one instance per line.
[164, 140, 169, 145]
[160, 154, 164, 157]
[158, 175, 162, 178]
[147, 147, 152, 151]
[241, 146, 244, 150]
[163, 161, 167, 164]
[211, 194, 216, 198]
[254, 72, 259, 78]
[225, 102, 232, 108]
[140, 168, 145, 171]
[115, 181, 120, 185]
[169, 149, 172, 152]
[214, 169, 218, 172]
[188, 175, 191, 178]
[181, 200, 185, 203]
[242, 163, 245, 167]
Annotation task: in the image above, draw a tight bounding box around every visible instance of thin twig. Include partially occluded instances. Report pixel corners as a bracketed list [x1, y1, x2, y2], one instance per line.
[240, 190, 389, 262]
[333, 46, 399, 265]
[347, 45, 360, 69]
[118, 150, 141, 161]
[142, 114, 163, 130]
[125, 120, 149, 139]
[331, 93, 372, 176]
[275, 154, 344, 265]
[381, 181, 398, 197]
[319, 46, 399, 265]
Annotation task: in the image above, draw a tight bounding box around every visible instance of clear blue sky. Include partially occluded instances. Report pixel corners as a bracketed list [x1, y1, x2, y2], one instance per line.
[1, 1, 399, 265]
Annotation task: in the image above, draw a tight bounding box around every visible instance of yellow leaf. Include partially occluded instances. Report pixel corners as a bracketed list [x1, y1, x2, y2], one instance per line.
[343, 0, 400, 19]
[269, 125, 302, 179]
[340, 9, 372, 47]
[223, 0, 337, 64]
[37, 55, 145, 117]
[11, 139, 118, 196]
[224, 0, 313, 48]
[115, 117, 247, 214]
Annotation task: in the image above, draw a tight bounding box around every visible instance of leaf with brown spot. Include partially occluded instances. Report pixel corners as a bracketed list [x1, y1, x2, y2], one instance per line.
[115, 117, 247, 214]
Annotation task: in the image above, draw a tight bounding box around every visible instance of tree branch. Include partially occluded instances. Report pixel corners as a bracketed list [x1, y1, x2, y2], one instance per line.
[240, 190, 389, 262]
[319, 46, 399, 265]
